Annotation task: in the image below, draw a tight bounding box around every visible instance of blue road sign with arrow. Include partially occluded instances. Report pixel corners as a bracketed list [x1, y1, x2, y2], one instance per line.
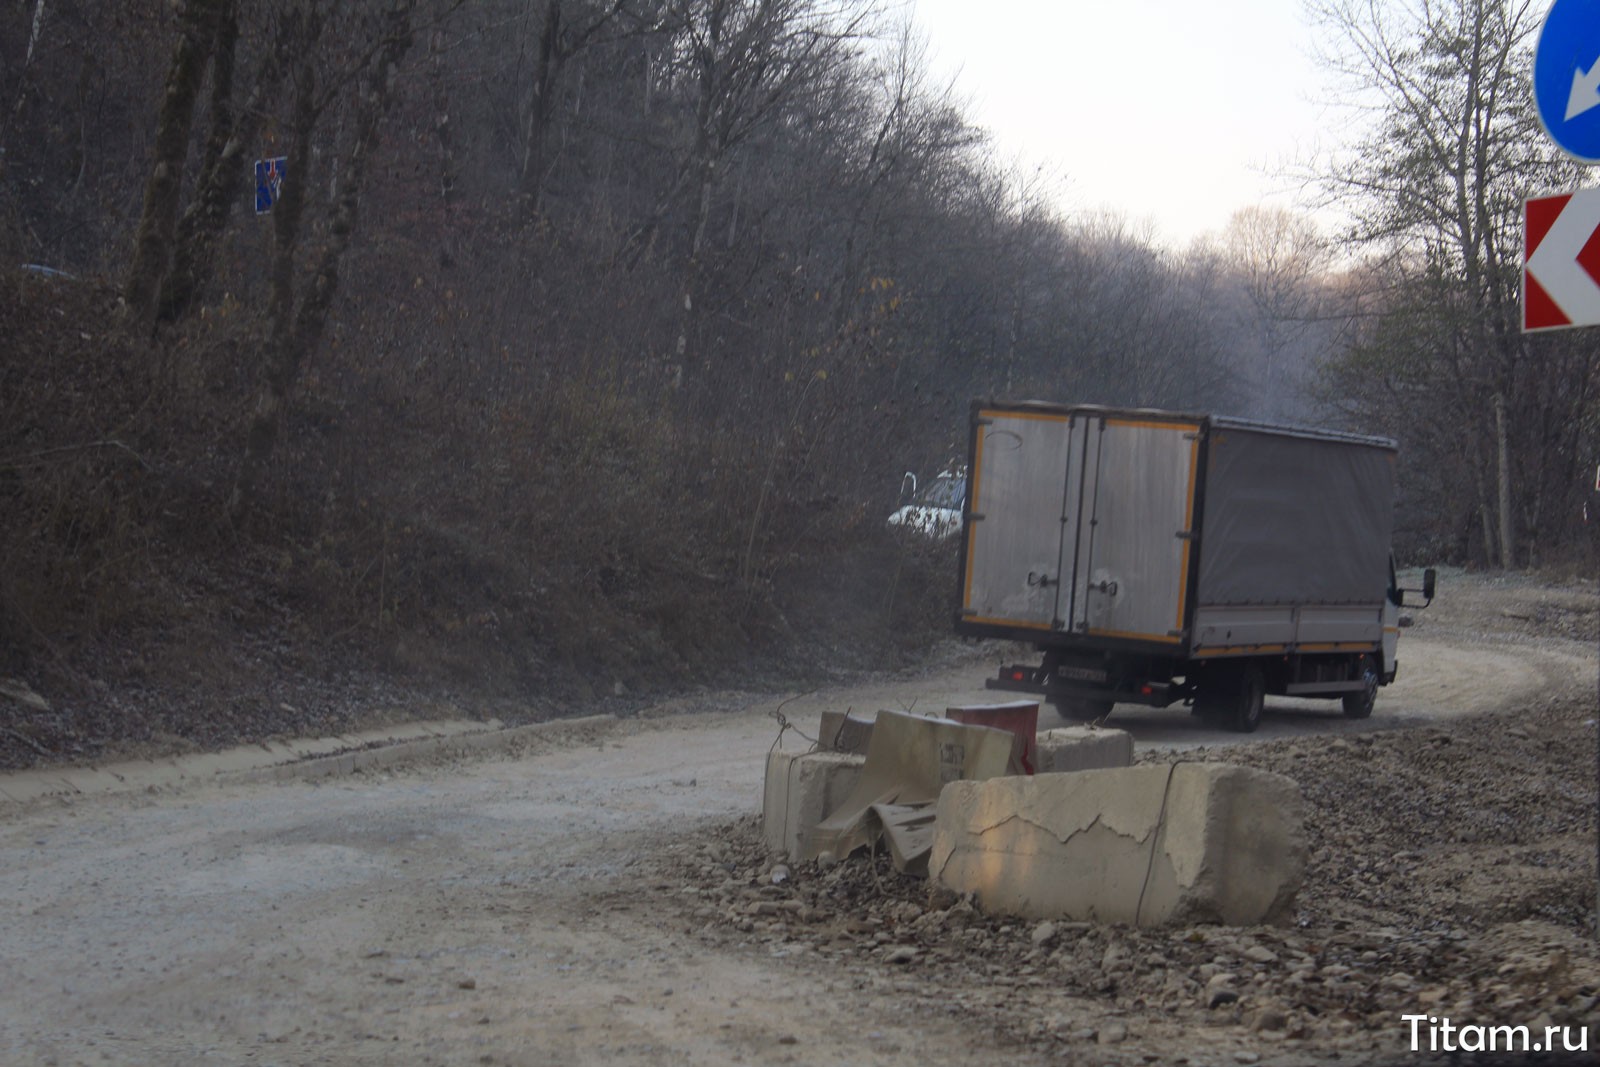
[1536, 0, 1600, 162]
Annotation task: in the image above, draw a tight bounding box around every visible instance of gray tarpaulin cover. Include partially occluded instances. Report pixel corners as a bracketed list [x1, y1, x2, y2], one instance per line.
[1196, 426, 1395, 606]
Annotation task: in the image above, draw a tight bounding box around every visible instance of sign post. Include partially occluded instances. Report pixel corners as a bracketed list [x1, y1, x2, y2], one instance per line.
[1532, 0, 1600, 942]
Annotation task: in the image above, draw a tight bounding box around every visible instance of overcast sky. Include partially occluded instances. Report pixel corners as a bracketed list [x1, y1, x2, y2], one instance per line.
[908, 0, 1342, 248]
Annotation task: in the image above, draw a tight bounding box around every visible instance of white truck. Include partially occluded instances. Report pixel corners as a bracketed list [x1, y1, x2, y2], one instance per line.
[956, 401, 1435, 732]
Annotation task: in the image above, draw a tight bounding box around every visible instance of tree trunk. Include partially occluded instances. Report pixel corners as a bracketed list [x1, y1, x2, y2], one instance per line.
[159, 0, 253, 323]
[429, 26, 456, 206]
[1493, 389, 1514, 569]
[124, 0, 224, 331]
[518, 0, 563, 223]
[230, 5, 416, 521]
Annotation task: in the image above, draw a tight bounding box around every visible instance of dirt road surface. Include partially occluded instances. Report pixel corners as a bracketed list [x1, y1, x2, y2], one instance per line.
[2, 573, 1596, 1066]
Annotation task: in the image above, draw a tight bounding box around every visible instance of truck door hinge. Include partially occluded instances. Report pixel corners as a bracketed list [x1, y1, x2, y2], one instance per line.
[1176, 530, 1197, 541]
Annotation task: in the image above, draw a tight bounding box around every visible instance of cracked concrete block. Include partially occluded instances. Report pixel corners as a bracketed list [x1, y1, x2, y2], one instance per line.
[1034, 726, 1133, 774]
[761, 749, 865, 858]
[928, 763, 1305, 927]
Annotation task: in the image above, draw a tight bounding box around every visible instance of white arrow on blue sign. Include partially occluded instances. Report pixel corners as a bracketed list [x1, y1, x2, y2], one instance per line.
[1535, 0, 1600, 162]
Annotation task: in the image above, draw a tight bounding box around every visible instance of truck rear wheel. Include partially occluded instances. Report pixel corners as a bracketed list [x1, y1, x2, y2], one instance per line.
[1197, 663, 1265, 733]
[1052, 696, 1114, 722]
[1342, 655, 1379, 719]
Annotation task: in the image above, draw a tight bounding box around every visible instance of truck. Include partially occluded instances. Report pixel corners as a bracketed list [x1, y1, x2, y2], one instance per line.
[956, 401, 1435, 732]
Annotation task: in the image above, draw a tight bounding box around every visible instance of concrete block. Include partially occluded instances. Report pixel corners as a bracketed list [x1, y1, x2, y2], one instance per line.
[929, 762, 1305, 927]
[761, 749, 865, 858]
[801, 710, 1016, 863]
[1034, 726, 1133, 774]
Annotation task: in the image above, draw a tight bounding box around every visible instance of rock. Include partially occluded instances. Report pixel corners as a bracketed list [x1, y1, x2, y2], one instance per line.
[1101, 942, 1125, 973]
[1242, 944, 1279, 964]
[0, 678, 49, 712]
[884, 946, 919, 965]
[1097, 1022, 1128, 1045]
[1251, 1008, 1287, 1032]
[1031, 920, 1059, 947]
[1206, 974, 1240, 1009]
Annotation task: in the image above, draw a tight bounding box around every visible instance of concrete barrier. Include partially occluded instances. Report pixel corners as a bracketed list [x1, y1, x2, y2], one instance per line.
[1034, 726, 1133, 773]
[761, 749, 865, 858]
[929, 762, 1305, 927]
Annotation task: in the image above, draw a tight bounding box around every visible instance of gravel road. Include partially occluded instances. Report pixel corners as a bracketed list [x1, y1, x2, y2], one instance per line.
[1, 572, 1596, 1066]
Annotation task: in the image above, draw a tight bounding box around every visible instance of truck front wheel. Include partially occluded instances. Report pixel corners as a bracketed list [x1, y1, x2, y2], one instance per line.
[1342, 655, 1379, 719]
[1231, 665, 1266, 733]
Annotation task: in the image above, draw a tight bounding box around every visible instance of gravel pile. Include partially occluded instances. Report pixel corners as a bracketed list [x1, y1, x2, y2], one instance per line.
[656, 688, 1599, 1064]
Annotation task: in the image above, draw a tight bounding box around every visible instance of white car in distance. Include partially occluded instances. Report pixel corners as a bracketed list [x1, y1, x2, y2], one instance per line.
[887, 469, 966, 540]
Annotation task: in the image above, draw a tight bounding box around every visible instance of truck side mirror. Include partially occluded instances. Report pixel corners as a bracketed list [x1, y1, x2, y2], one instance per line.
[1422, 568, 1436, 603]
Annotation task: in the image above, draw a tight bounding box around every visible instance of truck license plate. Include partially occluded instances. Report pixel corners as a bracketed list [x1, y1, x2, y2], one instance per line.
[1056, 665, 1107, 683]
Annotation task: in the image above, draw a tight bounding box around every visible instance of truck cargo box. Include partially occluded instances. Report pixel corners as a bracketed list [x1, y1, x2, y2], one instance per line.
[957, 401, 1396, 654]
[956, 401, 1425, 732]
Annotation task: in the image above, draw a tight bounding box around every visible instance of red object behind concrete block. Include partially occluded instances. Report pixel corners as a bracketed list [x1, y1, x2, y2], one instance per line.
[946, 701, 1039, 775]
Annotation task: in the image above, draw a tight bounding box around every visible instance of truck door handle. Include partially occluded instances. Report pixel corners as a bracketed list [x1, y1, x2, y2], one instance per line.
[1092, 580, 1118, 596]
[1027, 571, 1057, 588]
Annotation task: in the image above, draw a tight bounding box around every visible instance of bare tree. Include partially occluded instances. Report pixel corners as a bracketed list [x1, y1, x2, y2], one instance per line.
[229, 0, 434, 519]
[122, 0, 230, 330]
[1309, 0, 1581, 567]
[1222, 205, 1332, 420]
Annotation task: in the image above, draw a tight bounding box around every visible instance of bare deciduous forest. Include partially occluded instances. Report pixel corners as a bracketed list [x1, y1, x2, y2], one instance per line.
[1, 0, 1596, 763]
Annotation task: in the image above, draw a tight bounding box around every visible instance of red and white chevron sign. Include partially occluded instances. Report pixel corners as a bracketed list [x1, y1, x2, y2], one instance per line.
[1524, 187, 1600, 331]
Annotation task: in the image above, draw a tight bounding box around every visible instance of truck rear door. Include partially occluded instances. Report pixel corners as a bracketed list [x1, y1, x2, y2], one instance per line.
[960, 408, 1075, 630]
[961, 408, 1201, 645]
[1066, 416, 1201, 645]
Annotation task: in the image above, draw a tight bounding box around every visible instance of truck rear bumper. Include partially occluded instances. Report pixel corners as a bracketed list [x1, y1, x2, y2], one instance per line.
[986, 664, 1182, 709]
